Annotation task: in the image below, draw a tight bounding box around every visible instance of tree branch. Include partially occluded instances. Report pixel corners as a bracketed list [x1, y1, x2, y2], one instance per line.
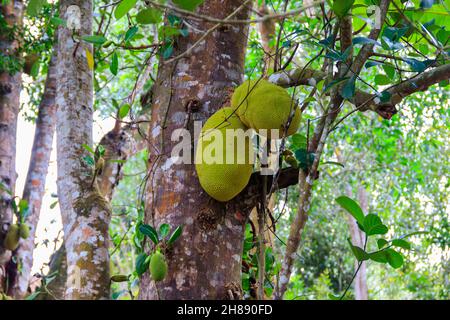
[269, 63, 450, 119]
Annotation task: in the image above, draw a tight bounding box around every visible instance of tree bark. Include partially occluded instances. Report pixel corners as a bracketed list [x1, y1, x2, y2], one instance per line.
[6, 52, 58, 298]
[139, 0, 251, 300]
[0, 0, 23, 288]
[55, 0, 111, 299]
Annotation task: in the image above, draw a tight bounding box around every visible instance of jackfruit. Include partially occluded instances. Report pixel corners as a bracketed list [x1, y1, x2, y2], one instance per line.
[195, 107, 254, 202]
[150, 251, 168, 282]
[111, 275, 129, 282]
[3, 224, 20, 251]
[231, 79, 301, 137]
[19, 224, 30, 239]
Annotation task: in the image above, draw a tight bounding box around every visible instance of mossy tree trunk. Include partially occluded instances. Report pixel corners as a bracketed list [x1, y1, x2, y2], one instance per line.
[7, 52, 58, 299]
[0, 0, 23, 292]
[55, 0, 111, 299]
[138, 0, 252, 300]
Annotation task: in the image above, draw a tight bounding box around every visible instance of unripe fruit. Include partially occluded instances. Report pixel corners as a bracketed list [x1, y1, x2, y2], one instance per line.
[231, 80, 301, 137]
[195, 107, 254, 202]
[110, 275, 129, 282]
[19, 224, 30, 239]
[3, 224, 20, 251]
[150, 251, 168, 282]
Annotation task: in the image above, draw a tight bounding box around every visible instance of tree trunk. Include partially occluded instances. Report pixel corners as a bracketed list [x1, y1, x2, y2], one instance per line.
[139, 1, 250, 300]
[55, 0, 111, 299]
[0, 0, 23, 288]
[7, 52, 57, 298]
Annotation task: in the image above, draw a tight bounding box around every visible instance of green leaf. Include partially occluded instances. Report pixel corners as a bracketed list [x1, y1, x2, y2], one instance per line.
[135, 253, 149, 276]
[363, 214, 388, 236]
[347, 239, 369, 261]
[82, 155, 95, 167]
[294, 149, 315, 170]
[25, 291, 41, 300]
[369, 250, 388, 263]
[136, 8, 162, 24]
[323, 77, 349, 93]
[139, 224, 159, 245]
[332, 0, 355, 18]
[378, 91, 392, 103]
[19, 199, 29, 220]
[352, 37, 380, 46]
[341, 76, 356, 99]
[50, 200, 58, 209]
[385, 249, 404, 269]
[110, 52, 119, 76]
[328, 293, 341, 300]
[392, 239, 411, 250]
[159, 223, 170, 239]
[336, 196, 365, 226]
[162, 45, 173, 60]
[404, 58, 427, 72]
[321, 161, 344, 168]
[172, 0, 204, 11]
[124, 26, 138, 42]
[82, 144, 96, 154]
[168, 225, 183, 245]
[377, 238, 388, 249]
[30, 60, 40, 79]
[114, 0, 138, 20]
[382, 64, 396, 79]
[291, 133, 307, 149]
[27, 0, 46, 17]
[118, 104, 130, 119]
[374, 74, 391, 85]
[50, 17, 66, 27]
[81, 35, 107, 45]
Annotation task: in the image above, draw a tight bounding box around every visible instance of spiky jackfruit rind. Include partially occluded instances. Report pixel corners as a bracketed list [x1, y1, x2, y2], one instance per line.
[195, 107, 253, 202]
[231, 79, 301, 137]
[150, 251, 168, 282]
[19, 224, 30, 239]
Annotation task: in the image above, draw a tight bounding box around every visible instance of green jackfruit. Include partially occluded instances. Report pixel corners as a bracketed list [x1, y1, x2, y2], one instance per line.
[231, 80, 301, 137]
[195, 107, 254, 202]
[110, 275, 129, 282]
[4, 224, 20, 251]
[150, 251, 168, 282]
[19, 224, 30, 239]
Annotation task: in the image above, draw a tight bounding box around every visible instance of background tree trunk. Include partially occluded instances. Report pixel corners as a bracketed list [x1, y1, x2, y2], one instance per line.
[7, 52, 58, 298]
[0, 0, 23, 289]
[55, 0, 111, 299]
[139, 0, 251, 300]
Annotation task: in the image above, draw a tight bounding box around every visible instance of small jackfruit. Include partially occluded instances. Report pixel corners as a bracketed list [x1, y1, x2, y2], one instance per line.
[19, 224, 30, 239]
[231, 80, 301, 137]
[3, 224, 20, 251]
[195, 107, 254, 202]
[111, 275, 129, 282]
[150, 251, 168, 282]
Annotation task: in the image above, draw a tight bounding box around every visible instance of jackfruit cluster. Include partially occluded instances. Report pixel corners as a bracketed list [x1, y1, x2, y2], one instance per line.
[195, 80, 302, 202]
[195, 107, 253, 202]
[231, 79, 301, 137]
[3, 223, 30, 251]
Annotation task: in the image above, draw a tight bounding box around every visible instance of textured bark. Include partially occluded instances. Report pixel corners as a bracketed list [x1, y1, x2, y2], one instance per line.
[7, 52, 57, 298]
[56, 0, 111, 299]
[0, 0, 23, 284]
[139, 0, 250, 300]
